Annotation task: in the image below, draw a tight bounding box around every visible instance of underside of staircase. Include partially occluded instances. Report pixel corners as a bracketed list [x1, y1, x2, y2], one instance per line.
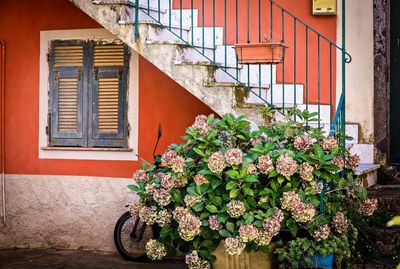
[69, 0, 379, 183]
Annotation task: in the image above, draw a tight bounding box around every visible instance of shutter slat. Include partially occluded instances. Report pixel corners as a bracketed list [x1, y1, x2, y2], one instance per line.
[54, 45, 83, 67]
[97, 77, 119, 133]
[58, 77, 78, 132]
[94, 45, 124, 67]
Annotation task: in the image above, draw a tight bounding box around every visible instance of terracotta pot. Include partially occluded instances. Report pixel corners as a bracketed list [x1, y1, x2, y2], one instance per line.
[212, 242, 275, 269]
[234, 41, 287, 64]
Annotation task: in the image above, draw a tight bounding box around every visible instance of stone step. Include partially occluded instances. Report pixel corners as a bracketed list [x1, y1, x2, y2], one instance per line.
[348, 143, 374, 164]
[369, 185, 400, 215]
[368, 227, 400, 256]
[356, 163, 380, 187]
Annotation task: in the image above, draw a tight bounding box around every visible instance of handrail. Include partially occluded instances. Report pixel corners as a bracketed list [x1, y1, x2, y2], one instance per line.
[330, 93, 344, 135]
[270, 1, 352, 63]
[132, 0, 350, 141]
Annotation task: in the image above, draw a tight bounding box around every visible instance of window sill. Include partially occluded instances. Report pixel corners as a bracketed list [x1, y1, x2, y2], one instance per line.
[41, 147, 133, 152]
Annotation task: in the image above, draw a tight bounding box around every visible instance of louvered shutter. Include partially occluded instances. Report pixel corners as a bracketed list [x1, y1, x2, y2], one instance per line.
[89, 44, 129, 147]
[48, 42, 85, 147]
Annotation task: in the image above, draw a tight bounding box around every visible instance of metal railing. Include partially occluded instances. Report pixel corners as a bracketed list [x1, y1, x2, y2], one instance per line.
[133, 0, 350, 140]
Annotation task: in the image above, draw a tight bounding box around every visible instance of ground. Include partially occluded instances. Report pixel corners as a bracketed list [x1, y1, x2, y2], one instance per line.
[0, 249, 186, 269]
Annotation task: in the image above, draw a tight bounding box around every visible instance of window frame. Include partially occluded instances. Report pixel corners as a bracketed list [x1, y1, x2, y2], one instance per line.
[39, 29, 138, 161]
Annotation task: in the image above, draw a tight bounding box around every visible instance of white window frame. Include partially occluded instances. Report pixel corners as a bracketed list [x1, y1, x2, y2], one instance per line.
[39, 29, 138, 160]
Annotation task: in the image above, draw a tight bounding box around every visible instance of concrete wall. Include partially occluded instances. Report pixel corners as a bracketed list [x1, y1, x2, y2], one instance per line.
[0, 174, 135, 251]
[337, 0, 375, 143]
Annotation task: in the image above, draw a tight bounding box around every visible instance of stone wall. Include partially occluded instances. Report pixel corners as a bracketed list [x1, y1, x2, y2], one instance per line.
[0, 175, 135, 252]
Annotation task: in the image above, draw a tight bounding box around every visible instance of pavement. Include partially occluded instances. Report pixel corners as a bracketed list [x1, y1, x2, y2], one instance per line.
[0, 249, 187, 269]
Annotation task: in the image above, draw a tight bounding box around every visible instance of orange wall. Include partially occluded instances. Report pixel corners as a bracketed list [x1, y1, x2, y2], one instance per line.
[173, 0, 337, 105]
[0, 0, 214, 178]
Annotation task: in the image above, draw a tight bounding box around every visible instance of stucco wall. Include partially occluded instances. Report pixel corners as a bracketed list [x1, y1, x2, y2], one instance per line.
[0, 174, 135, 251]
[0, 0, 214, 178]
[337, 0, 374, 143]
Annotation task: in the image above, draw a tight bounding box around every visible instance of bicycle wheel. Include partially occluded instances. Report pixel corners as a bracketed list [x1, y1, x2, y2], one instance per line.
[114, 211, 154, 261]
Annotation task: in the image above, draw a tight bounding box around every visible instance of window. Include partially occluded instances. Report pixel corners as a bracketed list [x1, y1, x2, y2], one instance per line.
[48, 40, 130, 148]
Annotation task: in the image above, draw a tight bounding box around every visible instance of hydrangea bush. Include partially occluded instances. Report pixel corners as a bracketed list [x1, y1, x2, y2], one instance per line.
[128, 111, 377, 268]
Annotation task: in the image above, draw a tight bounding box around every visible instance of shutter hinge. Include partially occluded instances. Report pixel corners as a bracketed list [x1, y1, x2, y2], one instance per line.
[77, 67, 82, 81]
[53, 68, 59, 81]
[127, 123, 131, 137]
[119, 68, 123, 80]
[94, 67, 99, 80]
[47, 53, 50, 63]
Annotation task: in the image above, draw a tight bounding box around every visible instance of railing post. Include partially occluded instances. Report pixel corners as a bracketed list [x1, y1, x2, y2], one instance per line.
[341, 0, 346, 147]
[134, 0, 139, 41]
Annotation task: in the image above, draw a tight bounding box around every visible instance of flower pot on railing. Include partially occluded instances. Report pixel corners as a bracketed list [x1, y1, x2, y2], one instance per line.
[297, 253, 334, 269]
[212, 241, 275, 269]
[234, 40, 288, 65]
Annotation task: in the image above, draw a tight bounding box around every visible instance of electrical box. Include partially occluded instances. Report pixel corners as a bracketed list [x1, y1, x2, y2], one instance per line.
[312, 0, 337, 16]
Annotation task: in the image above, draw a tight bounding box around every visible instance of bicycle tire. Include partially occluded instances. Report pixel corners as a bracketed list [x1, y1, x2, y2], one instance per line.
[114, 211, 154, 262]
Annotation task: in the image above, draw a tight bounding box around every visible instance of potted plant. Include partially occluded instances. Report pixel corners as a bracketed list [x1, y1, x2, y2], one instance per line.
[234, 39, 288, 64]
[128, 109, 377, 269]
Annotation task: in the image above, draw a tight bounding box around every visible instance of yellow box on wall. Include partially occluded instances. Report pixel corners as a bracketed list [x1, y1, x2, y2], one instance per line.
[312, 0, 337, 15]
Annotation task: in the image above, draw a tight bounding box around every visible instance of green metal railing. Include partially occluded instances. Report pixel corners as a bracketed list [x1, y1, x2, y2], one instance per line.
[132, 0, 350, 139]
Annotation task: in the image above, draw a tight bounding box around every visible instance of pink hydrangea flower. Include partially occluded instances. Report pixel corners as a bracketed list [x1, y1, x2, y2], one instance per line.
[331, 157, 345, 171]
[346, 153, 361, 170]
[225, 148, 243, 166]
[332, 212, 348, 234]
[191, 115, 209, 136]
[299, 162, 314, 181]
[208, 215, 223, 231]
[194, 174, 208, 186]
[132, 169, 149, 183]
[224, 237, 245, 255]
[227, 200, 246, 219]
[359, 198, 378, 216]
[153, 188, 171, 207]
[257, 154, 274, 174]
[239, 224, 259, 243]
[321, 137, 338, 151]
[208, 151, 226, 173]
[276, 154, 298, 177]
[293, 135, 313, 151]
[313, 225, 330, 241]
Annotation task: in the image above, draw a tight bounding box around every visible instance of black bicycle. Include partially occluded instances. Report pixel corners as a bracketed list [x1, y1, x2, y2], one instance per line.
[114, 125, 162, 261]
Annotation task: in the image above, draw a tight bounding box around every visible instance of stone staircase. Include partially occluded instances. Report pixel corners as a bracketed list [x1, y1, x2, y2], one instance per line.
[352, 184, 400, 269]
[69, 0, 379, 182]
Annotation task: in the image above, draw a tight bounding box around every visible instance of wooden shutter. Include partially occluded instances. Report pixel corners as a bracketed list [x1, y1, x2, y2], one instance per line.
[48, 42, 85, 147]
[89, 44, 129, 147]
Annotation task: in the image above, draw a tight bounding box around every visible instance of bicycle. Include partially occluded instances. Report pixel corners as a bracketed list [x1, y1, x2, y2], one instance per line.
[114, 124, 162, 261]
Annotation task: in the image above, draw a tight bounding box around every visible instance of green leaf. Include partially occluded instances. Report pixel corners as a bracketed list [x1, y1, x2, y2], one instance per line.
[230, 189, 240, 198]
[127, 184, 141, 192]
[193, 147, 206, 157]
[243, 187, 254, 196]
[244, 175, 260, 183]
[268, 170, 279, 178]
[219, 229, 231, 238]
[192, 202, 204, 212]
[210, 195, 223, 207]
[206, 204, 218, 213]
[289, 222, 298, 237]
[217, 213, 229, 223]
[198, 169, 214, 176]
[225, 169, 239, 179]
[226, 181, 238, 190]
[244, 213, 254, 224]
[277, 176, 285, 184]
[271, 181, 278, 192]
[200, 212, 210, 219]
[226, 222, 235, 232]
